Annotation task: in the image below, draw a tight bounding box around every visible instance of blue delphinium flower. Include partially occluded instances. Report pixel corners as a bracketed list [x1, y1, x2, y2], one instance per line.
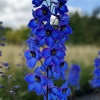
[94, 51, 100, 68]
[36, 23, 60, 47]
[90, 51, 100, 88]
[40, 64, 60, 80]
[42, 47, 65, 66]
[59, 24, 73, 40]
[55, 1, 68, 15]
[59, 14, 70, 25]
[53, 61, 68, 80]
[24, 68, 48, 95]
[58, 81, 71, 100]
[26, 37, 44, 50]
[90, 76, 100, 88]
[33, 5, 51, 23]
[24, 50, 41, 69]
[68, 64, 81, 89]
[32, 0, 43, 7]
[28, 19, 39, 34]
[43, 80, 59, 100]
[94, 68, 100, 77]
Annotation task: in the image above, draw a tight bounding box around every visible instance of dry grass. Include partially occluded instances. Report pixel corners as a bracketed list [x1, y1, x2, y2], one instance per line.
[0, 44, 100, 67]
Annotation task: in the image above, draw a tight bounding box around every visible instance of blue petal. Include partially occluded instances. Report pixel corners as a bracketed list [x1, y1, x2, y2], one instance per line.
[52, 56, 60, 66]
[28, 83, 35, 91]
[34, 67, 41, 76]
[60, 5, 68, 13]
[61, 81, 68, 89]
[62, 62, 68, 70]
[60, 70, 66, 80]
[36, 28, 46, 38]
[44, 57, 52, 66]
[28, 19, 38, 28]
[34, 83, 42, 95]
[45, 36, 54, 47]
[24, 50, 31, 59]
[39, 37, 46, 46]
[41, 76, 48, 86]
[52, 29, 60, 39]
[64, 25, 73, 34]
[65, 87, 71, 97]
[26, 58, 36, 69]
[24, 73, 35, 83]
[56, 50, 65, 59]
[42, 48, 51, 58]
[32, 0, 43, 7]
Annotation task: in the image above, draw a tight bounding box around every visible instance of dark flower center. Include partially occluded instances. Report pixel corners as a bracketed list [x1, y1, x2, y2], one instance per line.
[61, 36, 64, 39]
[30, 51, 36, 57]
[60, 25, 66, 31]
[48, 65, 52, 70]
[34, 17, 38, 23]
[60, 62, 64, 67]
[46, 29, 51, 36]
[35, 75, 41, 82]
[62, 88, 67, 94]
[51, 49, 56, 55]
[59, 3, 63, 8]
[42, 8, 48, 15]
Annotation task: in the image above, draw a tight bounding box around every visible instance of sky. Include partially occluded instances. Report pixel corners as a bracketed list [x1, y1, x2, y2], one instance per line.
[0, 0, 100, 29]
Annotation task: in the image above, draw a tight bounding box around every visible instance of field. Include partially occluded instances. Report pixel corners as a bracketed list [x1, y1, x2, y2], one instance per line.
[0, 44, 100, 100]
[0, 44, 100, 67]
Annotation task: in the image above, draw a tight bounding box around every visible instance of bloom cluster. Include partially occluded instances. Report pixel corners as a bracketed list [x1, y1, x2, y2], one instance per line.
[24, 0, 73, 99]
[68, 64, 81, 90]
[90, 51, 100, 88]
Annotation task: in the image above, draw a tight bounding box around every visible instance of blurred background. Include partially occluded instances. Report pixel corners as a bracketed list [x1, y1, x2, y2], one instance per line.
[0, 0, 100, 100]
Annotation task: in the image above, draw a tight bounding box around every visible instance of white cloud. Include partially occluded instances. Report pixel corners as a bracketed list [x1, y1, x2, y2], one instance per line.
[0, 0, 33, 29]
[68, 6, 83, 16]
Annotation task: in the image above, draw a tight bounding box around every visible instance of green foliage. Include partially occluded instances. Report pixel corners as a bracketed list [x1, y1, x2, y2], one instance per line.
[68, 8, 100, 45]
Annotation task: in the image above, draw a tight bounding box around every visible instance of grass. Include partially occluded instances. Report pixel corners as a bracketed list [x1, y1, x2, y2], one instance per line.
[0, 44, 100, 100]
[1, 44, 100, 67]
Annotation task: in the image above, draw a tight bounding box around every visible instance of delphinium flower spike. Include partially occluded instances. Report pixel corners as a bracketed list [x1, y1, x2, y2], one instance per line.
[24, 0, 73, 100]
[68, 64, 81, 90]
[90, 51, 100, 89]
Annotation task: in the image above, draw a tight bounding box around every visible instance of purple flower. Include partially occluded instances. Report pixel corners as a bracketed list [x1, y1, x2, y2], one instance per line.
[24, 50, 41, 69]
[42, 48, 65, 66]
[24, 68, 48, 95]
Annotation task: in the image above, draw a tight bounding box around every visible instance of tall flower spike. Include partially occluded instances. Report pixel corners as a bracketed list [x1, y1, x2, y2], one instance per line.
[90, 51, 100, 89]
[25, 0, 73, 99]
